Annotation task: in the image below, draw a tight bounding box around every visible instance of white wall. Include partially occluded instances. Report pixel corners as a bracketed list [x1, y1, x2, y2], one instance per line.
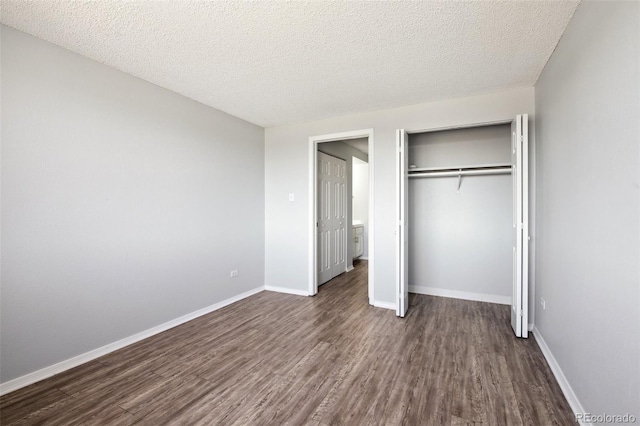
[534, 1, 639, 418]
[265, 88, 535, 307]
[0, 26, 265, 383]
[408, 125, 512, 302]
[352, 157, 369, 259]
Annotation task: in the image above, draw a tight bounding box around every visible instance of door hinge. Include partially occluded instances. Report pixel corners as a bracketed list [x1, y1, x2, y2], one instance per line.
[519, 309, 523, 317]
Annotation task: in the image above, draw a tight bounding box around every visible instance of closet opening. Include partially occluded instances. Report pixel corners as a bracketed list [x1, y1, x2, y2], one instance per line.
[396, 116, 529, 338]
[309, 129, 374, 304]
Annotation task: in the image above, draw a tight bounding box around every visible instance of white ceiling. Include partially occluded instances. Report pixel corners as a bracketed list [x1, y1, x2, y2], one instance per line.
[1, 1, 579, 128]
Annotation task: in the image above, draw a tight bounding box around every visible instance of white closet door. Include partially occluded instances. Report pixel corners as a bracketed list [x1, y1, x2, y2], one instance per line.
[396, 129, 409, 317]
[331, 158, 347, 278]
[318, 151, 347, 285]
[318, 152, 333, 285]
[511, 114, 529, 338]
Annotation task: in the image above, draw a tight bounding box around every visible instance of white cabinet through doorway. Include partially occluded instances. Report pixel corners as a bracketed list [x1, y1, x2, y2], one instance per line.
[353, 224, 364, 259]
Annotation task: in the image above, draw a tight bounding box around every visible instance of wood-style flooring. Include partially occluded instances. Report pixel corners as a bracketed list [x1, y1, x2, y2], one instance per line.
[1, 260, 575, 425]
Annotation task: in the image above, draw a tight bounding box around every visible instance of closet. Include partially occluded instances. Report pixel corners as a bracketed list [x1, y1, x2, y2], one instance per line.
[396, 115, 529, 338]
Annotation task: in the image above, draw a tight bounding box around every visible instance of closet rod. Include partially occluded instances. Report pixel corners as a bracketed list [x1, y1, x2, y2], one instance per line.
[408, 167, 512, 178]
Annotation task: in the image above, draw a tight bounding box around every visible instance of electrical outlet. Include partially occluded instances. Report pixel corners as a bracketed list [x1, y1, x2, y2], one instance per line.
[541, 297, 546, 310]
[289, 193, 295, 202]
[230, 270, 239, 278]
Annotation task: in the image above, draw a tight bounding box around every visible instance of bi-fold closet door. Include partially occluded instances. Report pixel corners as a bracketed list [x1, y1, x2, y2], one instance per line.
[510, 115, 528, 338]
[396, 115, 529, 338]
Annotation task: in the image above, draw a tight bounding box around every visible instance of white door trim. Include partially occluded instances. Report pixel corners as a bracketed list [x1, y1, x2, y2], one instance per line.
[309, 129, 375, 304]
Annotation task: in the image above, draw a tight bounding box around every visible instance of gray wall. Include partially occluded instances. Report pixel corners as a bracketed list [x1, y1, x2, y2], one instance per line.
[265, 88, 535, 307]
[318, 140, 368, 270]
[534, 1, 639, 418]
[408, 126, 512, 300]
[0, 26, 265, 383]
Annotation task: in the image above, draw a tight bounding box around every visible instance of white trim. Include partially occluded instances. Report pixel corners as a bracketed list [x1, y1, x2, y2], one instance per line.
[346, 265, 354, 272]
[367, 131, 375, 306]
[358, 256, 368, 261]
[528, 323, 534, 332]
[0, 286, 264, 396]
[533, 327, 589, 426]
[372, 300, 396, 310]
[309, 129, 375, 304]
[409, 285, 511, 305]
[264, 285, 310, 296]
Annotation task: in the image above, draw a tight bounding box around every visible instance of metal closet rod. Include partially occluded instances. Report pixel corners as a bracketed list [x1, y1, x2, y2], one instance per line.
[408, 167, 512, 178]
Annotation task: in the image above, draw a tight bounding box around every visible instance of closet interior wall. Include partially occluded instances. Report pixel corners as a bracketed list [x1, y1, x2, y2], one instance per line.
[408, 124, 513, 303]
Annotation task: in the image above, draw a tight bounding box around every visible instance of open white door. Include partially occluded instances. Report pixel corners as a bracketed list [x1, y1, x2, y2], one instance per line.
[396, 129, 409, 317]
[511, 114, 529, 338]
[317, 151, 347, 286]
[318, 152, 333, 285]
[332, 157, 348, 279]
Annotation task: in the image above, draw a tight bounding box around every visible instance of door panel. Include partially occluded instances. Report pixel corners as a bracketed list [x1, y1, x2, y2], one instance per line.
[511, 114, 529, 338]
[318, 151, 347, 285]
[521, 116, 529, 338]
[396, 129, 409, 317]
[332, 159, 347, 277]
[318, 154, 333, 285]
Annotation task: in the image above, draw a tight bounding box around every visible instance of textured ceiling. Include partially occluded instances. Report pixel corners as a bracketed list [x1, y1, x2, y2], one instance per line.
[1, 1, 579, 127]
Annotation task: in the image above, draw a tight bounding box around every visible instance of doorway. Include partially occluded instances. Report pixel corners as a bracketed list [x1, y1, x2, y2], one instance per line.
[309, 129, 374, 303]
[396, 116, 529, 338]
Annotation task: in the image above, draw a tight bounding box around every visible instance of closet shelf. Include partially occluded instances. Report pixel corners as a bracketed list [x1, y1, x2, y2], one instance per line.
[408, 163, 512, 179]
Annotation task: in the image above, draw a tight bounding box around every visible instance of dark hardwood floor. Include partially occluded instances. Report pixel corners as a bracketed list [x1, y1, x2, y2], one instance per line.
[1, 260, 575, 425]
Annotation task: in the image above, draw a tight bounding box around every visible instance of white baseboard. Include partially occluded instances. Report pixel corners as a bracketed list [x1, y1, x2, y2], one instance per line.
[409, 285, 511, 305]
[264, 285, 310, 297]
[346, 265, 354, 272]
[528, 323, 534, 332]
[0, 286, 264, 396]
[358, 256, 368, 260]
[533, 327, 588, 426]
[373, 300, 396, 310]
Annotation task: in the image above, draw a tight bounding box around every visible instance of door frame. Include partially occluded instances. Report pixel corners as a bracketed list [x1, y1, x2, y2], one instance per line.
[309, 129, 375, 303]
